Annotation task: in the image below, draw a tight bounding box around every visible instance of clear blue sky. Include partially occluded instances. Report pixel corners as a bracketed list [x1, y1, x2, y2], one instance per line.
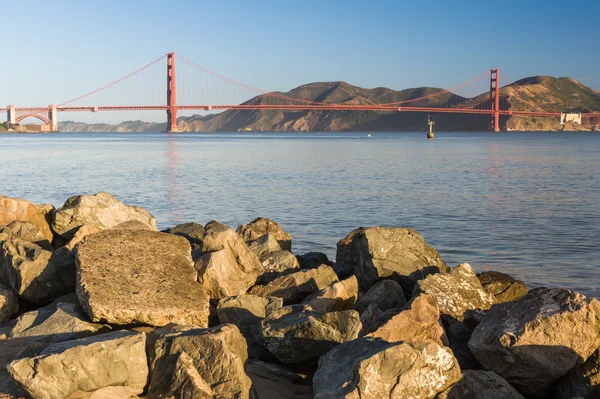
[2, 0, 599, 123]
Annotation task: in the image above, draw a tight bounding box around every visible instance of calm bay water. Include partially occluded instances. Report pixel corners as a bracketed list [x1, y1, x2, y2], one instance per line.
[1, 131, 598, 297]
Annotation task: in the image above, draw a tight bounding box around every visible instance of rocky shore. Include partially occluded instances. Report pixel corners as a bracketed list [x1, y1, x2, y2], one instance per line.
[0, 192, 598, 399]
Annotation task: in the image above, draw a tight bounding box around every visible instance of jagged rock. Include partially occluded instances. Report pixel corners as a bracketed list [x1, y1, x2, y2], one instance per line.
[477, 271, 528, 303]
[8, 331, 148, 399]
[0, 284, 17, 324]
[358, 303, 401, 336]
[336, 227, 448, 292]
[147, 324, 251, 399]
[76, 229, 210, 327]
[246, 360, 313, 399]
[258, 250, 300, 284]
[0, 237, 75, 304]
[414, 263, 496, 321]
[9, 294, 110, 341]
[217, 294, 283, 335]
[555, 347, 600, 399]
[313, 337, 461, 399]
[163, 222, 205, 250]
[0, 195, 54, 242]
[354, 279, 406, 314]
[237, 217, 292, 251]
[51, 192, 157, 239]
[441, 315, 481, 370]
[468, 287, 600, 397]
[195, 221, 264, 300]
[249, 265, 339, 305]
[249, 234, 282, 260]
[302, 276, 359, 313]
[437, 370, 524, 399]
[367, 294, 448, 347]
[3, 221, 52, 250]
[61, 225, 101, 252]
[253, 305, 361, 364]
[296, 252, 332, 269]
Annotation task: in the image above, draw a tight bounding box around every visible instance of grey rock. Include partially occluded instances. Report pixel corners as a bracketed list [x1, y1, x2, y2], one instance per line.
[258, 250, 300, 284]
[163, 222, 205, 250]
[253, 305, 361, 364]
[76, 229, 210, 327]
[8, 331, 148, 399]
[441, 315, 481, 370]
[237, 217, 292, 251]
[51, 192, 157, 239]
[302, 276, 359, 313]
[249, 265, 339, 305]
[336, 227, 448, 292]
[555, 347, 600, 399]
[468, 287, 600, 397]
[0, 283, 18, 324]
[195, 221, 265, 300]
[477, 271, 528, 303]
[358, 303, 401, 336]
[313, 337, 461, 399]
[296, 252, 332, 269]
[437, 370, 524, 399]
[355, 279, 407, 314]
[147, 324, 251, 399]
[249, 233, 282, 260]
[414, 263, 496, 321]
[246, 359, 312, 399]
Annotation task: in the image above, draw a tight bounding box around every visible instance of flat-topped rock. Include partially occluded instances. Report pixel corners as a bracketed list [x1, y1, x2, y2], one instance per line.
[8, 331, 148, 399]
[76, 229, 210, 327]
[336, 227, 448, 292]
[0, 196, 54, 242]
[51, 192, 157, 239]
[237, 217, 292, 251]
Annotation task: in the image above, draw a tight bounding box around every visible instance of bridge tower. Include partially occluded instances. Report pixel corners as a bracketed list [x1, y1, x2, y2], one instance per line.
[166, 52, 179, 132]
[490, 69, 500, 132]
[7, 105, 16, 125]
[49, 105, 58, 131]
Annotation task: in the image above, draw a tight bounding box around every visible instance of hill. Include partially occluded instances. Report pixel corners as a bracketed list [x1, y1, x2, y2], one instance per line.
[57, 77, 600, 132]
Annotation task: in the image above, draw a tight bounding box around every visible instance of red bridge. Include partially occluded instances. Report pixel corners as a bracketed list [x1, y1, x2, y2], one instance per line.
[2, 53, 598, 132]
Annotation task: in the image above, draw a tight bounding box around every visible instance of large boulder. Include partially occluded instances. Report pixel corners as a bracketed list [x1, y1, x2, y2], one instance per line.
[336, 227, 448, 292]
[477, 271, 528, 303]
[0, 195, 54, 242]
[313, 337, 461, 399]
[437, 370, 524, 399]
[0, 237, 75, 304]
[258, 250, 300, 284]
[163, 222, 205, 250]
[0, 283, 17, 324]
[195, 221, 264, 300]
[249, 265, 339, 305]
[147, 324, 251, 399]
[2, 221, 52, 250]
[76, 229, 210, 327]
[237, 217, 292, 251]
[253, 305, 361, 364]
[555, 347, 600, 399]
[51, 192, 157, 239]
[367, 294, 448, 347]
[354, 279, 406, 314]
[249, 233, 282, 260]
[468, 287, 600, 397]
[302, 275, 359, 313]
[246, 359, 313, 399]
[8, 331, 148, 399]
[413, 263, 496, 321]
[217, 294, 283, 335]
[8, 294, 110, 341]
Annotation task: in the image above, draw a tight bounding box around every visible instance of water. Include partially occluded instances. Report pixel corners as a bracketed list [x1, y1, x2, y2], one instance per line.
[1, 131, 599, 297]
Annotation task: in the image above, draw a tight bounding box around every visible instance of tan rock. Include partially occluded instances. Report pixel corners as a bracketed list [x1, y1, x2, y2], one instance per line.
[258, 250, 300, 283]
[76, 229, 210, 327]
[477, 271, 528, 303]
[354, 279, 406, 314]
[0, 195, 54, 242]
[62, 225, 101, 252]
[110, 220, 156, 231]
[51, 192, 157, 239]
[249, 233, 282, 260]
[302, 276, 359, 313]
[237, 217, 292, 251]
[0, 284, 17, 324]
[336, 227, 448, 292]
[3, 221, 51, 250]
[414, 263, 496, 321]
[195, 221, 264, 300]
[147, 324, 251, 399]
[250, 265, 339, 305]
[313, 337, 461, 399]
[367, 294, 448, 347]
[8, 331, 148, 399]
[217, 294, 282, 335]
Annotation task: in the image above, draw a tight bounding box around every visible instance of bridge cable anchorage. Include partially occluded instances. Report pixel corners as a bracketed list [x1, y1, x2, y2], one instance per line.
[58, 54, 168, 106]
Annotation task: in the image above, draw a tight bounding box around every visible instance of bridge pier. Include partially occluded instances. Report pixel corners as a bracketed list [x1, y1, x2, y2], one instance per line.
[7, 105, 16, 125]
[49, 104, 58, 131]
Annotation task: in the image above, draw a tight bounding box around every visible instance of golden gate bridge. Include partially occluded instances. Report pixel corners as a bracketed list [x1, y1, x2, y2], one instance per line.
[2, 53, 598, 132]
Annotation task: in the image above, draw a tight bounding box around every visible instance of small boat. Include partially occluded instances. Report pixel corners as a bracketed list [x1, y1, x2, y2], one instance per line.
[427, 115, 435, 139]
